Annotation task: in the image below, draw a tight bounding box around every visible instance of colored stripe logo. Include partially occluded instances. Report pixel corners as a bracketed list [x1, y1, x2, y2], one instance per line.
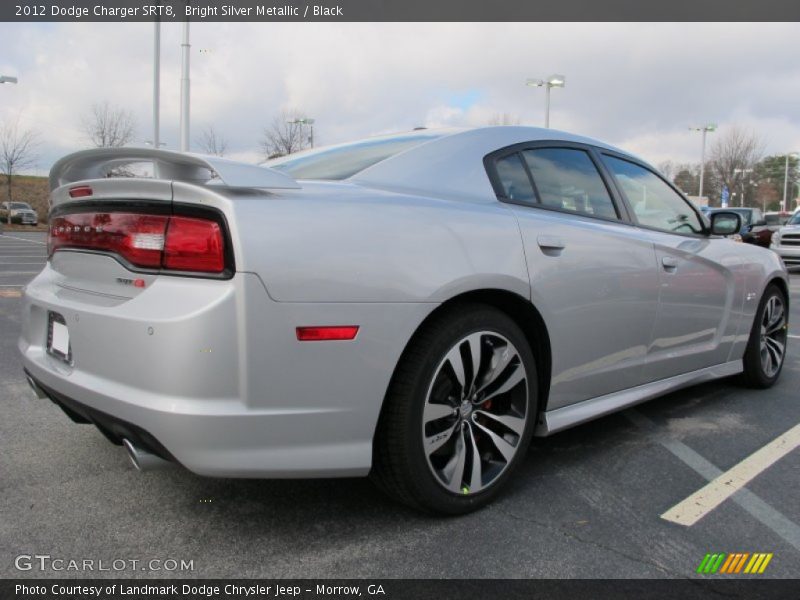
[696, 552, 773, 574]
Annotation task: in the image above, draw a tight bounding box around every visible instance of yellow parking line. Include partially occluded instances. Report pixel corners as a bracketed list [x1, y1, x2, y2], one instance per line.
[661, 423, 800, 526]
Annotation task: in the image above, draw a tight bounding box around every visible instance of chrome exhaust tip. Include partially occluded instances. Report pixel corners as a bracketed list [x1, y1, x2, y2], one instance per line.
[26, 374, 48, 400]
[122, 438, 173, 471]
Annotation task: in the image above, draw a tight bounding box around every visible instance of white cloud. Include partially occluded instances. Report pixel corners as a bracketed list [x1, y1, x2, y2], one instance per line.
[1, 21, 799, 176]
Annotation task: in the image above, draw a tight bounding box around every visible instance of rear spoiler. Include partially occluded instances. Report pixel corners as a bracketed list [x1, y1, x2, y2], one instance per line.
[49, 147, 300, 191]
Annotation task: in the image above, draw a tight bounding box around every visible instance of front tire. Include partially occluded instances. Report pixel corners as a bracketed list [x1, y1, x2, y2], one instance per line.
[372, 304, 538, 514]
[739, 284, 788, 389]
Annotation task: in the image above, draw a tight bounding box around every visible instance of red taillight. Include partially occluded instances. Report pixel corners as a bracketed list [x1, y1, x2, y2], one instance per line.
[49, 213, 167, 268]
[296, 326, 360, 341]
[68, 185, 93, 198]
[164, 216, 225, 273]
[48, 212, 227, 274]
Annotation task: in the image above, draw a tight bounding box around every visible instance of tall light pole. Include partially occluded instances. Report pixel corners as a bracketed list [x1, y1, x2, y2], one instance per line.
[689, 124, 716, 200]
[179, 20, 190, 152]
[153, 21, 161, 149]
[782, 152, 798, 213]
[1, 75, 18, 225]
[525, 74, 565, 129]
[734, 167, 754, 208]
[288, 118, 315, 148]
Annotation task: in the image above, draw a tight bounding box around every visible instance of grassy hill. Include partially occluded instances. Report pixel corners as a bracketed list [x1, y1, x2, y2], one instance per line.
[1, 175, 50, 228]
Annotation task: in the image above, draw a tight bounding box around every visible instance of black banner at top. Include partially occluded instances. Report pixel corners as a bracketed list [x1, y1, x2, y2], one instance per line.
[3, 0, 800, 22]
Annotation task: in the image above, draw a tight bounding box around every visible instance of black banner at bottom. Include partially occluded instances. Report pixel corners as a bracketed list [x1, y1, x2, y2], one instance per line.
[3, 579, 799, 600]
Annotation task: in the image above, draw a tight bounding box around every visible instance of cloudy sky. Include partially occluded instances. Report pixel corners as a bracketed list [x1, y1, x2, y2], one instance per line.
[1, 22, 799, 174]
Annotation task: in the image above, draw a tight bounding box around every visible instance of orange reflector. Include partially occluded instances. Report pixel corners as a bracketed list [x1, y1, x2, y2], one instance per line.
[68, 185, 93, 198]
[296, 326, 359, 341]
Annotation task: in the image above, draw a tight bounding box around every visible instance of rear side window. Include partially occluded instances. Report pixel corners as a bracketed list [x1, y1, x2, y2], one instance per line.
[494, 154, 536, 202]
[604, 156, 704, 235]
[522, 148, 618, 220]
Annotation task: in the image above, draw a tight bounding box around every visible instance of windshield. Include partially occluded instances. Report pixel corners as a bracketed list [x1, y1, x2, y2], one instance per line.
[788, 212, 800, 225]
[10, 202, 30, 209]
[267, 132, 442, 181]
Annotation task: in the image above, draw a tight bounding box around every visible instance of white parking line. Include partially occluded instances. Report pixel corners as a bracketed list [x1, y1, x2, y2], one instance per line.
[625, 410, 800, 552]
[0, 233, 46, 245]
[661, 423, 800, 527]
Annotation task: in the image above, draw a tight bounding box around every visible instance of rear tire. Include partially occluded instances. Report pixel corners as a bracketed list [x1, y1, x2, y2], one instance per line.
[738, 284, 788, 389]
[371, 304, 538, 514]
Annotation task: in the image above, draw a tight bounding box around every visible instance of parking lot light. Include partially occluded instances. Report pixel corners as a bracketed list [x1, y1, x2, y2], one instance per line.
[783, 152, 799, 212]
[734, 167, 755, 208]
[0, 75, 18, 84]
[689, 124, 716, 200]
[526, 74, 565, 129]
[287, 117, 315, 148]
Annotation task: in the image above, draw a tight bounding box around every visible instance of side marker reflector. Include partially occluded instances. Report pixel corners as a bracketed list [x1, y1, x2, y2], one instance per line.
[68, 185, 93, 198]
[296, 326, 359, 341]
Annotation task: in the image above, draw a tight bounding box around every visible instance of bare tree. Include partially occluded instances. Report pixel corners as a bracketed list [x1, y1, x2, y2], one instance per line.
[487, 113, 521, 126]
[82, 101, 136, 148]
[657, 160, 677, 182]
[196, 125, 228, 157]
[260, 110, 309, 159]
[0, 119, 40, 208]
[708, 126, 766, 207]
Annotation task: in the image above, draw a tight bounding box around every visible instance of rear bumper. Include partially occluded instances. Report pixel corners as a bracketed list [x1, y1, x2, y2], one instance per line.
[19, 263, 434, 478]
[25, 370, 178, 463]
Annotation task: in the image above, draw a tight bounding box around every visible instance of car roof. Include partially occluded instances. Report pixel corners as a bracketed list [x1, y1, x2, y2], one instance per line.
[350, 126, 640, 203]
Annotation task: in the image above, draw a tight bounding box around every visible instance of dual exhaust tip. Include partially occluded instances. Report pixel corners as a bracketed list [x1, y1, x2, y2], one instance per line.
[25, 374, 48, 400]
[122, 439, 174, 471]
[26, 373, 173, 472]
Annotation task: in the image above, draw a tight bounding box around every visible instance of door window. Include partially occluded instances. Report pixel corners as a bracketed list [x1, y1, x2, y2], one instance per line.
[604, 156, 704, 234]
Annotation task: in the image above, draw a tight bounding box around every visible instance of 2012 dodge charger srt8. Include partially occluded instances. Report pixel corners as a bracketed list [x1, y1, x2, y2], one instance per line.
[20, 127, 788, 513]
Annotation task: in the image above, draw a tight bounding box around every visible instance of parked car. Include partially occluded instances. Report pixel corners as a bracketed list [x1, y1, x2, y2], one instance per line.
[0, 201, 39, 225]
[701, 206, 772, 247]
[765, 211, 791, 227]
[770, 210, 800, 269]
[21, 128, 788, 513]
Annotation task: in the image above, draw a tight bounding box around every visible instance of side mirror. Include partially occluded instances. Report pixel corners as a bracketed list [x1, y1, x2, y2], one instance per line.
[710, 211, 743, 236]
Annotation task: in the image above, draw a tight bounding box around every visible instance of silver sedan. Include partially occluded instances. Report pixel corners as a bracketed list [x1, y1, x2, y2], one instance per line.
[20, 127, 789, 513]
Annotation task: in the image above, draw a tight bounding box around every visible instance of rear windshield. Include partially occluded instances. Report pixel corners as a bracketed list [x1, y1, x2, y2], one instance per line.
[267, 133, 441, 181]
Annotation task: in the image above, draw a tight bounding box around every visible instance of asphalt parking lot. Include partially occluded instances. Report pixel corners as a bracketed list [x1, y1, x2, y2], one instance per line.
[1, 231, 798, 579]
